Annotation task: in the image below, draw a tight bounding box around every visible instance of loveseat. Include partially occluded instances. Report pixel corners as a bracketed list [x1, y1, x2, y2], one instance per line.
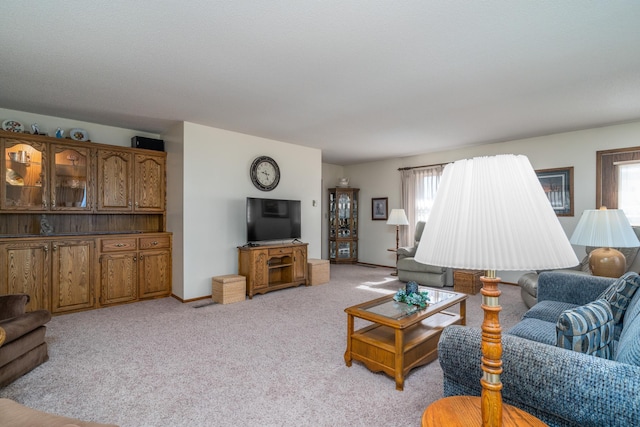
[438, 271, 640, 427]
[518, 226, 640, 308]
[0, 294, 51, 387]
[396, 221, 452, 287]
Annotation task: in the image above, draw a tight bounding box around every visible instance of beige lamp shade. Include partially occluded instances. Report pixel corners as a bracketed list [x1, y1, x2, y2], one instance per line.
[570, 207, 640, 277]
[386, 209, 409, 226]
[414, 154, 579, 271]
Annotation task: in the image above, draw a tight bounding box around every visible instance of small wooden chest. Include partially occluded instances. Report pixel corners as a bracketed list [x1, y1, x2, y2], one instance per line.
[212, 274, 246, 304]
[453, 269, 483, 295]
[308, 259, 330, 285]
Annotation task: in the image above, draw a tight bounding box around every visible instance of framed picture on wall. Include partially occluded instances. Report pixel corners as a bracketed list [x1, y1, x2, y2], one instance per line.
[536, 167, 574, 216]
[372, 197, 388, 220]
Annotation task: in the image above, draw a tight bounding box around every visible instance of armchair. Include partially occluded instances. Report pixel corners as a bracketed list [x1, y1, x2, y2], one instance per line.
[0, 294, 52, 387]
[396, 221, 452, 287]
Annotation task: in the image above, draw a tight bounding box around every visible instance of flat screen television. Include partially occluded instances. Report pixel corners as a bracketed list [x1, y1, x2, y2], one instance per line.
[246, 197, 301, 242]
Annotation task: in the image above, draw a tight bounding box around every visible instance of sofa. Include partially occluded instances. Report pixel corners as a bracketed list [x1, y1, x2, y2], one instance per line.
[438, 271, 640, 427]
[396, 221, 452, 287]
[0, 294, 52, 387]
[518, 226, 640, 308]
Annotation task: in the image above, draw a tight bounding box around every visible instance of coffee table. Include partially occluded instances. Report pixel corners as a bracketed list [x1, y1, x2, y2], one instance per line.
[344, 288, 467, 391]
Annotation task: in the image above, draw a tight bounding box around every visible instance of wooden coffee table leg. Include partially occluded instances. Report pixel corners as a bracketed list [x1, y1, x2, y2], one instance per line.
[344, 313, 353, 366]
[395, 328, 404, 391]
[460, 299, 466, 326]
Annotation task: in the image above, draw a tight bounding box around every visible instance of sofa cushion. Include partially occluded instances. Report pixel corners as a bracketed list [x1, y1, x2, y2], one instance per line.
[507, 318, 556, 346]
[522, 300, 578, 323]
[597, 272, 640, 324]
[615, 307, 640, 366]
[556, 299, 614, 359]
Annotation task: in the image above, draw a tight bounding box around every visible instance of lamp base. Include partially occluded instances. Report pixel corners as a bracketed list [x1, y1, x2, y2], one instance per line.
[589, 247, 626, 278]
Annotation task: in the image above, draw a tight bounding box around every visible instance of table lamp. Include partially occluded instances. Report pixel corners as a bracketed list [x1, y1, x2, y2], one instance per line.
[569, 207, 639, 278]
[387, 209, 409, 275]
[415, 154, 578, 426]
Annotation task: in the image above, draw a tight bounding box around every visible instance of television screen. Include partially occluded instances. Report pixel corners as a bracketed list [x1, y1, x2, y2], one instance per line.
[246, 197, 301, 242]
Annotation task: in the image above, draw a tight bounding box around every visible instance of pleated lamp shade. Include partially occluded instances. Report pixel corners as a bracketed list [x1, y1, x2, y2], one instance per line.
[414, 154, 578, 271]
[387, 209, 409, 226]
[570, 208, 639, 248]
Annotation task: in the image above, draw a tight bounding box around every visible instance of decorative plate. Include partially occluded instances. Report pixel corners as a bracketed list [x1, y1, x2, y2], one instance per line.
[69, 128, 89, 141]
[2, 120, 24, 133]
[6, 169, 24, 186]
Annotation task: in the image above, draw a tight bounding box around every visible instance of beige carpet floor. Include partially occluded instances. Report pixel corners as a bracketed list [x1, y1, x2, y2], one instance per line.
[0, 264, 528, 427]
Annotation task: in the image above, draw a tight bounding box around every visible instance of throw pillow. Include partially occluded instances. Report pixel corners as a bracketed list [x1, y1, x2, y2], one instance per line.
[598, 272, 640, 323]
[556, 299, 614, 359]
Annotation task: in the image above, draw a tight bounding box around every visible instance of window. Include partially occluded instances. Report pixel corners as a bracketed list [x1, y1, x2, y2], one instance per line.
[400, 164, 444, 245]
[597, 146, 640, 226]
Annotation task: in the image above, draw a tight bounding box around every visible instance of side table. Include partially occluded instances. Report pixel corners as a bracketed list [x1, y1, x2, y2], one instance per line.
[421, 396, 547, 426]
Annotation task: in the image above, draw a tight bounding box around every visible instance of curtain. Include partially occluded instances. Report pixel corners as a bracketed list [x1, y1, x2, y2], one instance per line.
[400, 165, 444, 247]
[618, 162, 640, 226]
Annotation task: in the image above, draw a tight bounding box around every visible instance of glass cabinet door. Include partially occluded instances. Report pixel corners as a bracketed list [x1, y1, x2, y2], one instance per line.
[329, 192, 337, 238]
[51, 144, 91, 211]
[328, 187, 359, 264]
[2, 138, 47, 210]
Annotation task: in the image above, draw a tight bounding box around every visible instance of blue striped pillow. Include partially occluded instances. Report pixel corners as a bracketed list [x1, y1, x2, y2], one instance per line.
[598, 272, 640, 324]
[556, 299, 614, 359]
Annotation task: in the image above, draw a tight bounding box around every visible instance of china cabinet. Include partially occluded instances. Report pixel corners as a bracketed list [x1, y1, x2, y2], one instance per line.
[0, 130, 171, 314]
[328, 187, 359, 264]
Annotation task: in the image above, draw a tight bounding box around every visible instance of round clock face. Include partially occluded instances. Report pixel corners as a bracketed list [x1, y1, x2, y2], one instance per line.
[250, 156, 280, 191]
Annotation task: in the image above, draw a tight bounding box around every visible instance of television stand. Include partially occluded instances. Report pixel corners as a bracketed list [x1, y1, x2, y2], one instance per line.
[238, 242, 309, 298]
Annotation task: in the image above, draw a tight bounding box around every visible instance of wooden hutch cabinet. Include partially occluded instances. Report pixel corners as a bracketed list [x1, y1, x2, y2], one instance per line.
[238, 243, 308, 298]
[328, 187, 359, 264]
[0, 129, 172, 314]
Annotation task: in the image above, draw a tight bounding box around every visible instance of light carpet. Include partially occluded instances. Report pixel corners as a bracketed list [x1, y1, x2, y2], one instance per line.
[0, 264, 528, 427]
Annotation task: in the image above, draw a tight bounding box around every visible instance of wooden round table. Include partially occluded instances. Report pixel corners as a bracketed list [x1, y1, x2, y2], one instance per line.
[421, 396, 547, 426]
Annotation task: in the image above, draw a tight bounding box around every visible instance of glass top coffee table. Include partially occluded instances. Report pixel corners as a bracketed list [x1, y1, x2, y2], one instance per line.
[344, 288, 467, 391]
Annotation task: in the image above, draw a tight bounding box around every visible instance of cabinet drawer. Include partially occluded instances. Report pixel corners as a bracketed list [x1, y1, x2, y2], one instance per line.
[139, 235, 171, 250]
[269, 247, 292, 256]
[101, 238, 137, 252]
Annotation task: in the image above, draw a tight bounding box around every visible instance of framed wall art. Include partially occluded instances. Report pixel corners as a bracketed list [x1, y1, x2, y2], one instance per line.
[536, 167, 574, 216]
[372, 197, 388, 220]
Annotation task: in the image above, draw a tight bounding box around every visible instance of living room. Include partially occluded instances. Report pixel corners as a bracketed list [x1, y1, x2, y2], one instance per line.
[2, 2, 640, 426]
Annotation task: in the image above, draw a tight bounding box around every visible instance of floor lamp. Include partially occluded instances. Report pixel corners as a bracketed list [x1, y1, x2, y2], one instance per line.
[387, 209, 409, 276]
[569, 207, 640, 278]
[415, 155, 578, 426]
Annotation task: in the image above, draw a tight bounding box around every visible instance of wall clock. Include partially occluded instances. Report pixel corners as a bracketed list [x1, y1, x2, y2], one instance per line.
[250, 156, 280, 191]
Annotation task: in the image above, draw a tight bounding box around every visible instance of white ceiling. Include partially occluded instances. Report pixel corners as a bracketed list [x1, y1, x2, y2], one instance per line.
[1, 1, 640, 165]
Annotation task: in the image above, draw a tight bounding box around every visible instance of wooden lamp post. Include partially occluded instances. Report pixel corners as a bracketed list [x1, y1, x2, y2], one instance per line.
[415, 155, 578, 426]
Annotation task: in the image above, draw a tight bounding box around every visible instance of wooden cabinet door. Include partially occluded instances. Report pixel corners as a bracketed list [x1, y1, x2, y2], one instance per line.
[251, 249, 269, 290]
[97, 149, 133, 211]
[50, 144, 93, 211]
[292, 246, 307, 282]
[0, 241, 50, 311]
[99, 252, 137, 305]
[134, 153, 165, 212]
[138, 249, 171, 298]
[1, 138, 48, 210]
[51, 239, 95, 313]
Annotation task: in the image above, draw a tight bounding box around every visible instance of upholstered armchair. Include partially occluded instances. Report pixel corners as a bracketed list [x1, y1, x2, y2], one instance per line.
[0, 294, 51, 387]
[396, 221, 452, 287]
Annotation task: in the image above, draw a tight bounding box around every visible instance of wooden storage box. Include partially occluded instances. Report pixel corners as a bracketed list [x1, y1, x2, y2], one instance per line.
[308, 259, 330, 285]
[212, 274, 246, 304]
[453, 269, 483, 295]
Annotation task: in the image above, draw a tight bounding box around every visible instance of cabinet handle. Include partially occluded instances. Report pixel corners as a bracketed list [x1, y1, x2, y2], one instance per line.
[128, 201, 132, 207]
[43, 245, 48, 253]
[135, 202, 139, 208]
[152, 241, 158, 245]
[52, 245, 57, 251]
[51, 200, 56, 208]
[133, 256, 137, 262]
[139, 254, 144, 260]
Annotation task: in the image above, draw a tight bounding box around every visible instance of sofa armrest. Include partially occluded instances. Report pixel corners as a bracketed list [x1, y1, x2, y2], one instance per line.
[438, 326, 640, 427]
[0, 310, 52, 345]
[397, 246, 416, 259]
[537, 271, 615, 305]
[0, 294, 30, 321]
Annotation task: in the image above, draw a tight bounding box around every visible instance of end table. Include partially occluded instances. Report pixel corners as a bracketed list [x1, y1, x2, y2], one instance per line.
[421, 396, 547, 426]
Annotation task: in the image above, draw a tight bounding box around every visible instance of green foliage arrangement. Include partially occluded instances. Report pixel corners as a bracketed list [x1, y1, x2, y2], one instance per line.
[393, 288, 430, 308]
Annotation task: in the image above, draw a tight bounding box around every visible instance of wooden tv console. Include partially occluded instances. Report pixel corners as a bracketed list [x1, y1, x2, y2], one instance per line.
[238, 242, 308, 298]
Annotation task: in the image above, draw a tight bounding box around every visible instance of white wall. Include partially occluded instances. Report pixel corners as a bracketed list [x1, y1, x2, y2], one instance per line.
[177, 122, 322, 300]
[164, 122, 185, 299]
[343, 120, 640, 283]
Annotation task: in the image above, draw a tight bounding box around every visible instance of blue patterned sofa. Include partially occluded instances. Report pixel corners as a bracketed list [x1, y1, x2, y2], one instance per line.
[437, 271, 640, 427]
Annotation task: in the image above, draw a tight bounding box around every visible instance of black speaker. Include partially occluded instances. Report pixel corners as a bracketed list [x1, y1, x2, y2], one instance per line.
[131, 136, 164, 152]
